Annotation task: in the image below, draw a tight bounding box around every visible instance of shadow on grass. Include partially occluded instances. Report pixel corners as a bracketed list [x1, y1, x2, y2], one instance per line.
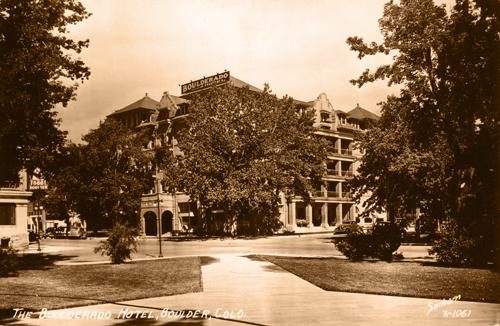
[244, 255, 267, 262]
[17, 253, 78, 271]
[0, 253, 79, 279]
[420, 260, 497, 270]
[199, 256, 220, 266]
[261, 264, 287, 273]
[245, 255, 288, 273]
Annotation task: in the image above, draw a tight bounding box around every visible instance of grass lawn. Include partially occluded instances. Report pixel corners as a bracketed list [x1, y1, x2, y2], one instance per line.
[258, 256, 500, 303]
[0, 255, 202, 317]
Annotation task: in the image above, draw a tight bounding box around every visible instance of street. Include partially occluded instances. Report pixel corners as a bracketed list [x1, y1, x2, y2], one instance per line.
[24, 233, 433, 264]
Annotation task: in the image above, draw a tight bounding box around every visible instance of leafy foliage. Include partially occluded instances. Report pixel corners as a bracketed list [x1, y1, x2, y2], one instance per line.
[174, 85, 328, 235]
[0, 0, 91, 183]
[429, 219, 495, 267]
[0, 246, 19, 277]
[94, 224, 138, 264]
[346, 0, 498, 265]
[45, 119, 153, 232]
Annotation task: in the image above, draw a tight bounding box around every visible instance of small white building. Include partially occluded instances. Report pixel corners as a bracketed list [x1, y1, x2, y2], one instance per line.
[0, 171, 32, 249]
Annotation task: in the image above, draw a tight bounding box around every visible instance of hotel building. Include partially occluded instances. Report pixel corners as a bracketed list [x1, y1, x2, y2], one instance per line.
[107, 72, 380, 235]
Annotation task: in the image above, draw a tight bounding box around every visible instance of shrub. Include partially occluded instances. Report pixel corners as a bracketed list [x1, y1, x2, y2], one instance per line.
[335, 233, 371, 261]
[333, 223, 363, 235]
[371, 222, 403, 261]
[296, 220, 309, 227]
[335, 222, 402, 262]
[0, 246, 19, 277]
[94, 224, 138, 264]
[429, 219, 494, 267]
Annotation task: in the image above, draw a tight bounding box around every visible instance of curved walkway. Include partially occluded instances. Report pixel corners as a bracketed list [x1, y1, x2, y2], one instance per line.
[9, 253, 500, 326]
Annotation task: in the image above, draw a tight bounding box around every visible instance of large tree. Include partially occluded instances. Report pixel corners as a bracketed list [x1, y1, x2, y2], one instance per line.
[347, 0, 498, 265]
[46, 119, 153, 232]
[174, 85, 327, 235]
[0, 0, 90, 183]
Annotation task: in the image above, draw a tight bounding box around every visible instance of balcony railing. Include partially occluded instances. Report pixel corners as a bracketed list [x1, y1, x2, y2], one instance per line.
[314, 191, 325, 197]
[327, 191, 339, 197]
[338, 121, 360, 130]
[0, 182, 22, 191]
[340, 149, 353, 155]
[319, 121, 332, 130]
[341, 170, 353, 177]
[341, 192, 352, 198]
[326, 169, 339, 176]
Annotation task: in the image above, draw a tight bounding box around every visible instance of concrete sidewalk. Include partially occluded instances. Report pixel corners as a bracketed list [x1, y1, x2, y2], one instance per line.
[9, 254, 500, 325]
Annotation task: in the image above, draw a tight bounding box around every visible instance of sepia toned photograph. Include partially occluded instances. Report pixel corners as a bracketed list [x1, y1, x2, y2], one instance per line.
[0, 0, 498, 325]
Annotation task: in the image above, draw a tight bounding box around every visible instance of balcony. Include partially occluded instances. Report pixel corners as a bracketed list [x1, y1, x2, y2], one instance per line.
[338, 121, 360, 130]
[326, 169, 339, 176]
[341, 192, 352, 199]
[319, 121, 333, 130]
[314, 190, 325, 197]
[340, 149, 353, 156]
[341, 170, 353, 177]
[327, 191, 339, 198]
[0, 181, 25, 191]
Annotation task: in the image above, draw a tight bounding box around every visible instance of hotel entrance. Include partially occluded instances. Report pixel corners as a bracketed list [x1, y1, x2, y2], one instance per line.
[161, 211, 173, 233]
[144, 211, 157, 236]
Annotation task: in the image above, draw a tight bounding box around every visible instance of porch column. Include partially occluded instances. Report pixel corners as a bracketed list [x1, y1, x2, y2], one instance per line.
[306, 204, 313, 228]
[140, 211, 146, 236]
[288, 202, 297, 231]
[335, 138, 341, 154]
[321, 203, 328, 228]
[337, 204, 343, 225]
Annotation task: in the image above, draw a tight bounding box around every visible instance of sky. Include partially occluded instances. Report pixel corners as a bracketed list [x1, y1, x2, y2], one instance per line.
[58, 0, 453, 143]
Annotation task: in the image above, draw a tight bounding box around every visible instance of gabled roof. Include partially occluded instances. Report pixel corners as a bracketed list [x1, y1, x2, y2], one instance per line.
[229, 76, 262, 93]
[230, 75, 315, 106]
[170, 95, 190, 105]
[346, 104, 379, 121]
[109, 94, 159, 116]
[293, 98, 315, 107]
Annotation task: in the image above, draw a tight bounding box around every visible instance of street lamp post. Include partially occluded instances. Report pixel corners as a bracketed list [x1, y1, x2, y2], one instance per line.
[155, 167, 163, 257]
[35, 203, 42, 252]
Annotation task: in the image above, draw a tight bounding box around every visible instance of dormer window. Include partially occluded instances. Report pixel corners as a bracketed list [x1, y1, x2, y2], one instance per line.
[176, 103, 189, 116]
[320, 112, 331, 122]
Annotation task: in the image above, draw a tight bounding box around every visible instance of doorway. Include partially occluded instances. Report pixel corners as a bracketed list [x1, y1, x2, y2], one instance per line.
[144, 211, 157, 236]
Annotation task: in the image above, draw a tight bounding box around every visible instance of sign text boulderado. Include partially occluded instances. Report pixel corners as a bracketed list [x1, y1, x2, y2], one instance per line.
[181, 71, 230, 95]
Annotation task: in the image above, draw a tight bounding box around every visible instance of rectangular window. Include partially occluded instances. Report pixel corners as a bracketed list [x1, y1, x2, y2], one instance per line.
[0, 204, 16, 225]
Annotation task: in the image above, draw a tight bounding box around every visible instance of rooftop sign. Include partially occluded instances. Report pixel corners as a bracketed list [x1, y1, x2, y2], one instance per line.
[181, 71, 230, 95]
[28, 168, 48, 190]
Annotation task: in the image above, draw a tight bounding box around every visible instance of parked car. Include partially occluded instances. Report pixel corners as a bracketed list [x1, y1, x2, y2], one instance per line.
[67, 227, 87, 239]
[357, 216, 375, 233]
[44, 226, 67, 239]
[42, 227, 54, 239]
[332, 223, 363, 243]
[54, 226, 66, 239]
